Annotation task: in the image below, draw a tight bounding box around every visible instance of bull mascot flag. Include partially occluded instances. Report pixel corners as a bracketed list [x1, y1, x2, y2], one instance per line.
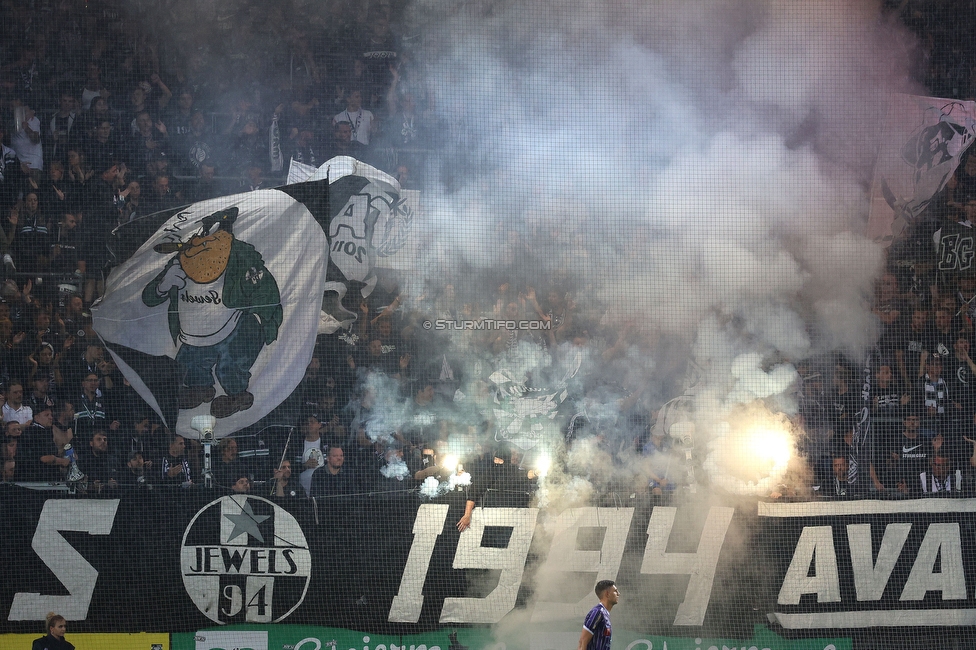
[92, 156, 411, 438]
[868, 94, 976, 243]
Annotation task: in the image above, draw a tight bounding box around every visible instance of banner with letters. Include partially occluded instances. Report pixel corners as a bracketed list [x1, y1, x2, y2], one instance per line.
[761, 499, 976, 628]
[6, 484, 976, 646]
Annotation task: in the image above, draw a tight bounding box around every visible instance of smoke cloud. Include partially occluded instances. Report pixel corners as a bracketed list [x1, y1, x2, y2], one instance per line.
[399, 0, 919, 625]
[401, 0, 917, 449]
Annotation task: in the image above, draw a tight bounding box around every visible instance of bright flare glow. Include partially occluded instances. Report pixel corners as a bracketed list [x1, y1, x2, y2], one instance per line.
[704, 413, 795, 496]
[441, 454, 459, 473]
[745, 428, 792, 472]
[535, 452, 551, 478]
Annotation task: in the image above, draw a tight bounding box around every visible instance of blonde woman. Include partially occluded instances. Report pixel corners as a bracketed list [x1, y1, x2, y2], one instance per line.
[32, 612, 74, 650]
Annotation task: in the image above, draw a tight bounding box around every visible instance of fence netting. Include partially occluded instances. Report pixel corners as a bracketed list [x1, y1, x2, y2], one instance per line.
[1, 1, 976, 649]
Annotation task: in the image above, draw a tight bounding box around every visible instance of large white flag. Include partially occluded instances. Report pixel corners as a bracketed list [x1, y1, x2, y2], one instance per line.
[92, 157, 406, 438]
[868, 94, 976, 245]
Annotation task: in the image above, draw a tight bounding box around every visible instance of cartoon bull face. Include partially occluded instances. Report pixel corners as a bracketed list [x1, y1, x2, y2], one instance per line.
[180, 229, 233, 283]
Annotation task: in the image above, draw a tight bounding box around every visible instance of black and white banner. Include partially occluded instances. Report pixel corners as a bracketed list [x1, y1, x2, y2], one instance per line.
[93, 190, 328, 437]
[762, 498, 976, 629]
[868, 94, 976, 244]
[93, 157, 408, 437]
[7, 487, 976, 645]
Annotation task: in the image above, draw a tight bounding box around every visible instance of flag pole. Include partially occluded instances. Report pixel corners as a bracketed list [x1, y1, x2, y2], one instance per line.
[271, 426, 294, 496]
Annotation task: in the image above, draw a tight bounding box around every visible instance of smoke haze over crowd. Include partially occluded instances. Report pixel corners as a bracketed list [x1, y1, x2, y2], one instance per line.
[90, 0, 926, 499]
[399, 0, 917, 461]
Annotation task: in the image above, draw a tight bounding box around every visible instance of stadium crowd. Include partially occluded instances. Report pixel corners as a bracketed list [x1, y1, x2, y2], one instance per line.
[1, 0, 976, 504]
[0, 0, 499, 501]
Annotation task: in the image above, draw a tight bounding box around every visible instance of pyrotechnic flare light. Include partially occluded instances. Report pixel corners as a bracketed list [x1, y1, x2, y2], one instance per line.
[703, 417, 795, 496]
[745, 427, 792, 470]
[535, 452, 551, 478]
[442, 454, 459, 473]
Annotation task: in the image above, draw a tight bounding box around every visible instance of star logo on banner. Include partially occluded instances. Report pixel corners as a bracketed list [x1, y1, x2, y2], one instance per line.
[224, 499, 270, 543]
[183, 495, 312, 623]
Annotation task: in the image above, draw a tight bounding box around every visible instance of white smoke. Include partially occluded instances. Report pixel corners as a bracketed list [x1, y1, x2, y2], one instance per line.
[409, 0, 912, 365]
[380, 455, 411, 480]
[360, 372, 409, 444]
[418, 471, 473, 499]
[727, 353, 799, 404]
[419, 476, 441, 498]
[400, 0, 916, 493]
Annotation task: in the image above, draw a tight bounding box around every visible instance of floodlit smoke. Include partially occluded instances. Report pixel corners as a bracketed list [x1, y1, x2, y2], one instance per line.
[406, 0, 915, 478]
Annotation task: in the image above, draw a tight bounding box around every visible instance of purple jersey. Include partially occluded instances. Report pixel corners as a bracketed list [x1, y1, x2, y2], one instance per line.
[583, 603, 612, 650]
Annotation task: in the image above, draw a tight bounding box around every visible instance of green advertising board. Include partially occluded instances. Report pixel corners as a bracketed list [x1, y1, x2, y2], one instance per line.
[173, 624, 850, 650]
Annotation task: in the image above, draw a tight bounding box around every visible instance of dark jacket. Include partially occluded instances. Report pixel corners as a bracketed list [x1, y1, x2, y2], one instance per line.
[33, 633, 75, 650]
